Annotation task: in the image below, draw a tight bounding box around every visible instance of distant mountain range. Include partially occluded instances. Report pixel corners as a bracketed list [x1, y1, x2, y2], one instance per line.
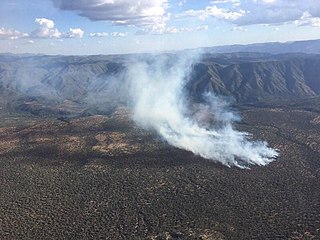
[203, 39, 320, 55]
[0, 50, 320, 116]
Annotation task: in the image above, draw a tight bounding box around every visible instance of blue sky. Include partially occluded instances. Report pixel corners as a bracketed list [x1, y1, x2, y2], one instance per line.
[1, 0, 320, 55]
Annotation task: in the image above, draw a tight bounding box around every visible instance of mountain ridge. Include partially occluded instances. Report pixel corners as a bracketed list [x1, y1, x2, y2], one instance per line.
[189, 54, 320, 102]
[203, 38, 320, 55]
[1, 52, 320, 116]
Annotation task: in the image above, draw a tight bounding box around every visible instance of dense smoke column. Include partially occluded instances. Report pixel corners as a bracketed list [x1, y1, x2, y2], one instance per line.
[126, 53, 278, 168]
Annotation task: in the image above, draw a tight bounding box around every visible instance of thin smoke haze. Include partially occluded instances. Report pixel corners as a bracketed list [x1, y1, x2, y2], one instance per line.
[127, 53, 278, 168]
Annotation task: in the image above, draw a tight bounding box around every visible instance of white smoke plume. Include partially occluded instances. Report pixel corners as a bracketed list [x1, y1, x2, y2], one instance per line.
[126, 53, 278, 168]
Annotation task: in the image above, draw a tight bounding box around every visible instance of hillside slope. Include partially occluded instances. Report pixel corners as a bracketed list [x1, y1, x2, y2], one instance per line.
[0, 53, 320, 115]
[190, 56, 320, 102]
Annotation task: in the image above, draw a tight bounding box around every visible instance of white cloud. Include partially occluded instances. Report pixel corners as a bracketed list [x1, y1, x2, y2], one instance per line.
[254, 0, 277, 4]
[295, 11, 320, 27]
[31, 27, 62, 39]
[210, 0, 241, 5]
[31, 18, 83, 39]
[35, 18, 55, 29]
[180, 6, 246, 21]
[179, 25, 209, 32]
[263, 0, 277, 3]
[0, 18, 84, 41]
[110, 32, 128, 37]
[32, 18, 62, 38]
[90, 32, 109, 37]
[178, 0, 187, 6]
[89, 31, 128, 37]
[138, 25, 208, 35]
[0, 27, 28, 40]
[52, 0, 169, 33]
[66, 28, 84, 38]
[206, 6, 246, 20]
[178, 0, 320, 27]
[236, 0, 320, 25]
[231, 26, 248, 31]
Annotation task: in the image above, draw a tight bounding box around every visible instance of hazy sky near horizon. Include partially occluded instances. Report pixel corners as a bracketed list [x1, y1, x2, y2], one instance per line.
[1, 0, 320, 55]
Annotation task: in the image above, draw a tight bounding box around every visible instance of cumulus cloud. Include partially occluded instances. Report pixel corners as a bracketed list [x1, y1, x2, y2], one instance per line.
[231, 26, 248, 31]
[31, 18, 62, 38]
[237, 0, 320, 25]
[181, 25, 209, 32]
[166, 25, 209, 34]
[66, 28, 84, 38]
[35, 18, 55, 29]
[0, 27, 28, 40]
[90, 32, 109, 37]
[52, 0, 169, 32]
[31, 18, 84, 39]
[90, 31, 128, 37]
[178, 0, 187, 6]
[179, 6, 246, 21]
[55, 0, 320, 33]
[253, 0, 277, 4]
[179, 0, 320, 27]
[210, 0, 241, 6]
[295, 11, 320, 27]
[0, 18, 84, 41]
[137, 25, 208, 35]
[110, 32, 128, 37]
[0, 19, 84, 42]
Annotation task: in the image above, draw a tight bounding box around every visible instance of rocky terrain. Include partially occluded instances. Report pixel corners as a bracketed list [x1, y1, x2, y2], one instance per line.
[0, 53, 320, 239]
